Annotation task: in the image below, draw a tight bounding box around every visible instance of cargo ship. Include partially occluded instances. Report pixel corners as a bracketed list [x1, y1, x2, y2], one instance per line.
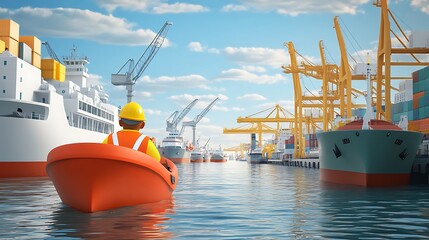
[317, 63, 424, 187]
[158, 131, 191, 163]
[190, 149, 204, 163]
[317, 120, 423, 187]
[211, 152, 226, 162]
[0, 19, 120, 178]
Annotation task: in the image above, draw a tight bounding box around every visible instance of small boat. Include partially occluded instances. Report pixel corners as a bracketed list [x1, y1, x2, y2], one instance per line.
[46, 143, 178, 213]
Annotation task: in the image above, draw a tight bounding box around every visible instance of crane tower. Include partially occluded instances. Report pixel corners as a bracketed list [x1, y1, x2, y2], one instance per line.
[166, 99, 199, 133]
[111, 21, 172, 103]
[182, 98, 219, 146]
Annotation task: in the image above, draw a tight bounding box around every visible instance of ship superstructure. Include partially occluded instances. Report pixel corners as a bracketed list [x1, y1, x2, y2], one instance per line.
[0, 19, 119, 178]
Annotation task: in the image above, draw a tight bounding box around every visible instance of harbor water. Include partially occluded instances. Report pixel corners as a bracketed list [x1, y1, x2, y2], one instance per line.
[1, 161, 429, 239]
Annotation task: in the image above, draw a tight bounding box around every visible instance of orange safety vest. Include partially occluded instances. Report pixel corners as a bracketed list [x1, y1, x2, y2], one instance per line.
[106, 131, 151, 153]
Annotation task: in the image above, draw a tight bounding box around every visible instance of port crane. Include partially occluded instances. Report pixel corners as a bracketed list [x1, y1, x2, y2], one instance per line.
[111, 21, 172, 103]
[42, 42, 62, 63]
[166, 99, 199, 133]
[182, 98, 219, 146]
[374, 0, 429, 121]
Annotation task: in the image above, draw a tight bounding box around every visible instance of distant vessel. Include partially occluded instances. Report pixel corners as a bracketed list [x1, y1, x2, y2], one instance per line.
[158, 132, 191, 163]
[246, 148, 263, 164]
[190, 148, 204, 163]
[0, 20, 119, 178]
[210, 147, 227, 163]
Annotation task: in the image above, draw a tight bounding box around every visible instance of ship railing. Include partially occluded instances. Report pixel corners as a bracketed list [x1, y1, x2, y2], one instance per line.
[23, 113, 45, 120]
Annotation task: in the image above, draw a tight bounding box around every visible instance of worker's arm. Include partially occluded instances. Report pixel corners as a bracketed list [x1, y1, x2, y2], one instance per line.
[146, 138, 161, 162]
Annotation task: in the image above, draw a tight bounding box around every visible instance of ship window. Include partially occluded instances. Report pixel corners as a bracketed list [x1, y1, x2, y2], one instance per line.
[42, 98, 46, 103]
[394, 139, 403, 145]
[2, 76, 5, 79]
[19, 92, 22, 100]
[342, 138, 350, 144]
[20, 77, 22, 82]
[3, 61, 6, 65]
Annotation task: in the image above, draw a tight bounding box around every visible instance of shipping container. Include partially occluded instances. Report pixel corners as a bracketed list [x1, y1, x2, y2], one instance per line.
[0, 36, 18, 57]
[409, 118, 429, 133]
[419, 106, 429, 120]
[41, 58, 57, 70]
[414, 109, 420, 120]
[419, 95, 429, 108]
[32, 52, 41, 68]
[0, 40, 4, 53]
[42, 70, 56, 80]
[0, 19, 19, 41]
[19, 36, 41, 54]
[18, 42, 32, 64]
[413, 91, 424, 109]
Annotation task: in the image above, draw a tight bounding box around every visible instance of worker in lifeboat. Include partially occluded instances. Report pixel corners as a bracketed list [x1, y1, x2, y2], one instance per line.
[102, 102, 161, 162]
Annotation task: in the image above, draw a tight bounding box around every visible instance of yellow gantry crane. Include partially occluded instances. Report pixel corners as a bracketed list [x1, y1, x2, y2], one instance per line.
[223, 122, 280, 148]
[374, 0, 429, 121]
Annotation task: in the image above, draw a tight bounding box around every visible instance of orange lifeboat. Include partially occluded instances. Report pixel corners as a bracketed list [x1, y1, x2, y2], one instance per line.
[46, 143, 178, 213]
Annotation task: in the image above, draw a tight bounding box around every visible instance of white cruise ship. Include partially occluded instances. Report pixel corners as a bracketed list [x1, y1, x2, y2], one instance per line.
[0, 44, 120, 178]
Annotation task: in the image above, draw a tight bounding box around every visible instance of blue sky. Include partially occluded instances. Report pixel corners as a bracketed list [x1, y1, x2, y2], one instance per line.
[1, 0, 429, 149]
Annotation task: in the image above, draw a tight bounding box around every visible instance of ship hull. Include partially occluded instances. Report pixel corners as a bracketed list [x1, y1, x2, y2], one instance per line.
[159, 147, 191, 164]
[211, 153, 227, 162]
[190, 155, 204, 163]
[0, 101, 108, 178]
[317, 129, 423, 187]
[246, 153, 264, 164]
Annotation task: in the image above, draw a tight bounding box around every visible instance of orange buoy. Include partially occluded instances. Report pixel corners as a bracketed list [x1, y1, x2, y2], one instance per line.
[46, 143, 178, 213]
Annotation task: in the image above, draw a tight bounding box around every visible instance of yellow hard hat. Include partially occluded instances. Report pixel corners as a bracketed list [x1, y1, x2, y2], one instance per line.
[119, 102, 145, 121]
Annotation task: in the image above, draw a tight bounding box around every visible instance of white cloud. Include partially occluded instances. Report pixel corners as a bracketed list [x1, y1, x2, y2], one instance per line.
[0, 7, 170, 46]
[139, 74, 210, 90]
[217, 68, 287, 84]
[237, 94, 267, 101]
[96, 0, 208, 14]
[188, 41, 220, 54]
[411, 0, 429, 14]
[224, 47, 288, 68]
[153, 3, 209, 14]
[224, 0, 369, 15]
[222, 4, 249, 12]
[145, 108, 162, 115]
[242, 65, 266, 73]
[188, 42, 205, 52]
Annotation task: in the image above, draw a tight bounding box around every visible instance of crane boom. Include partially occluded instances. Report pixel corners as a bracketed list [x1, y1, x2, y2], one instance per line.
[166, 99, 198, 132]
[42, 42, 62, 63]
[112, 21, 172, 103]
[182, 98, 220, 145]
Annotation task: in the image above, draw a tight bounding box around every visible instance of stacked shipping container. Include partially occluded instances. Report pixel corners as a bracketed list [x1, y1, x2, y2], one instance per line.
[0, 19, 19, 57]
[0, 19, 65, 80]
[409, 66, 429, 133]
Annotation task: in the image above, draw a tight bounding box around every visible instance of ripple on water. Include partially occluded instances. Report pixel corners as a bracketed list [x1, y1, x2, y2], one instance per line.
[0, 162, 429, 239]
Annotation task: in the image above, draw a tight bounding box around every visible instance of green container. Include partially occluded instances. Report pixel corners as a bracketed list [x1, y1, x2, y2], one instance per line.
[419, 106, 429, 119]
[408, 110, 414, 121]
[414, 109, 420, 120]
[419, 95, 429, 107]
[418, 66, 429, 80]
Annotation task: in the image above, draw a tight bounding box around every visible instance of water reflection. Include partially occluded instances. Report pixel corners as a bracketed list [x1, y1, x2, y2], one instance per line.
[1, 163, 429, 238]
[318, 183, 429, 239]
[49, 198, 175, 239]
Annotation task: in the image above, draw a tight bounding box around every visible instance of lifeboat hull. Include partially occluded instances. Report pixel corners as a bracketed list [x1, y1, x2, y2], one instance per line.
[46, 143, 178, 213]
